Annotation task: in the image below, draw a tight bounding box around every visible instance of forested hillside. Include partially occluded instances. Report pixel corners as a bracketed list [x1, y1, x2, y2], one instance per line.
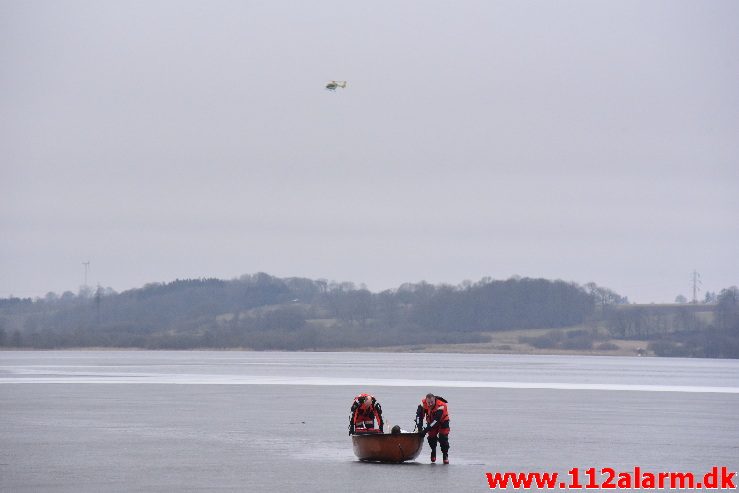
[0, 274, 599, 349]
[1, 274, 736, 357]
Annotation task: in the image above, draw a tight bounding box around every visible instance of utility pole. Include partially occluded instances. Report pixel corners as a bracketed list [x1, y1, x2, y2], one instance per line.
[82, 261, 90, 288]
[691, 270, 701, 304]
[95, 284, 102, 325]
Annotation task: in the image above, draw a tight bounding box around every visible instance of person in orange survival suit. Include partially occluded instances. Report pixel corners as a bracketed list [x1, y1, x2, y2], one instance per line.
[416, 393, 450, 464]
[348, 393, 384, 435]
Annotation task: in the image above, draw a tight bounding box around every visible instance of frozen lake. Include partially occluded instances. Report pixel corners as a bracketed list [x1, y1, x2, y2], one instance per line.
[1, 351, 738, 492]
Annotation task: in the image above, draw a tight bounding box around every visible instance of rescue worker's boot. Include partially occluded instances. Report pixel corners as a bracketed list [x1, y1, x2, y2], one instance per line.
[430, 450, 436, 463]
[438, 433, 450, 464]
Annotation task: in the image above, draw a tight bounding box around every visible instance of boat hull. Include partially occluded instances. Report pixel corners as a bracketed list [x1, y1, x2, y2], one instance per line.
[351, 432, 424, 463]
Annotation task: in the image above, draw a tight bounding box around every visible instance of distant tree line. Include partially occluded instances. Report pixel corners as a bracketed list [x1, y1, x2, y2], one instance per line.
[517, 287, 739, 358]
[645, 287, 739, 358]
[1, 274, 735, 358]
[0, 274, 600, 351]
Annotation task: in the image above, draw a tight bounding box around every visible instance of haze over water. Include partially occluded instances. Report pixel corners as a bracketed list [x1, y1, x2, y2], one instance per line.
[1, 351, 737, 492]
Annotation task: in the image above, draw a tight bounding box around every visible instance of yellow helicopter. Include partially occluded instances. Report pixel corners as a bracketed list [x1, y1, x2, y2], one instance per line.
[325, 80, 347, 91]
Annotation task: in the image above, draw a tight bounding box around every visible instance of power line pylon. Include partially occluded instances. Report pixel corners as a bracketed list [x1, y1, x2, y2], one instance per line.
[691, 270, 702, 304]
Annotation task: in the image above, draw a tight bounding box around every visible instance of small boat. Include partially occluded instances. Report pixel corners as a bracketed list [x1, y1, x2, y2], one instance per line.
[351, 432, 424, 463]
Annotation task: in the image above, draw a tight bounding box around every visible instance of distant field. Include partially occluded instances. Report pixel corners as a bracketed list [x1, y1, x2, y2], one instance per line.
[354, 326, 651, 357]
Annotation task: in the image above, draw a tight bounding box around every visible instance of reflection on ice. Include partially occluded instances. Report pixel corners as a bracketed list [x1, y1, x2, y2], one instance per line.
[2, 368, 738, 393]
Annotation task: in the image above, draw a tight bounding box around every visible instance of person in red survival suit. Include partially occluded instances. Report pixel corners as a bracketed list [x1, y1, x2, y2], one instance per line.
[416, 393, 450, 464]
[349, 393, 384, 435]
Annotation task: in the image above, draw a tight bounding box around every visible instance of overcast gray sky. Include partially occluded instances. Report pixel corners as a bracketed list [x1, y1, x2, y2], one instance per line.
[2, 0, 737, 303]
